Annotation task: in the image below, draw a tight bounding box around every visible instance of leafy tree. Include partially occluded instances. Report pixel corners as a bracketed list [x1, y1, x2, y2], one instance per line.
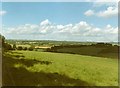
[23, 47, 27, 50]
[17, 46, 23, 50]
[13, 44, 16, 50]
[0, 35, 2, 48]
[0, 35, 14, 51]
[28, 47, 34, 51]
[0, 34, 5, 48]
[4, 43, 13, 50]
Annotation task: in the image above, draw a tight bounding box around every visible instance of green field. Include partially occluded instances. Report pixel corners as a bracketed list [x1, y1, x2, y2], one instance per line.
[3, 50, 118, 86]
[16, 44, 31, 48]
[56, 46, 118, 59]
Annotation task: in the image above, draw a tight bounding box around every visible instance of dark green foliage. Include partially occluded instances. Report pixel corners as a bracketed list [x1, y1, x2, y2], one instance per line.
[28, 47, 34, 51]
[0, 37, 1, 48]
[13, 44, 16, 50]
[4, 43, 13, 50]
[0, 34, 14, 51]
[46, 48, 51, 52]
[17, 46, 23, 50]
[46, 44, 119, 59]
[23, 47, 27, 50]
[0, 34, 5, 48]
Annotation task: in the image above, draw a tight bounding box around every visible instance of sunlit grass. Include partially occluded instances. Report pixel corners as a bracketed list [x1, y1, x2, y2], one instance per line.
[11, 50, 118, 86]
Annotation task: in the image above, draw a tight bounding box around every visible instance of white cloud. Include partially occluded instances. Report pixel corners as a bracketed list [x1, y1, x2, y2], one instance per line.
[84, 10, 95, 16]
[2, 19, 118, 42]
[97, 6, 118, 18]
[0, 10, 7, 16]
[105, 24, 118, 34]
[84, 1, 118, 18]
[85, 6, 118, 18]
[40, 19, 51, 26]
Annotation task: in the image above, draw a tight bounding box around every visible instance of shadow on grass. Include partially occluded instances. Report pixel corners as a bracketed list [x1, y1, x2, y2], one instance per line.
[51, 46, 119, 59]
[10, 51, 23, 54]
[2, 53, 92, 86]
[6, 52, 53, 67]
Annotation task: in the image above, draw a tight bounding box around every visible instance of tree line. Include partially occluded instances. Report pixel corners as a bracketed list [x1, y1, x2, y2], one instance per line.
[46, 43, 118, 52]
[13, 45, 34, 51]
[0, 35, 34, 51]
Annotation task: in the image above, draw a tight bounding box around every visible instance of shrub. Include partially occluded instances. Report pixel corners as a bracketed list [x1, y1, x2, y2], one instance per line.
[4, 43, 13, 50]
[17, 46, 23, 50]
[28, 47, 34, 51]
[13, 44, 16, 50]
[23, 47, 27, 50]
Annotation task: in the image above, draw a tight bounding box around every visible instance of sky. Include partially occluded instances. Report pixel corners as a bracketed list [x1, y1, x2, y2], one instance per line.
[1, 0, 119, 2]
[0, 1, 118, 42]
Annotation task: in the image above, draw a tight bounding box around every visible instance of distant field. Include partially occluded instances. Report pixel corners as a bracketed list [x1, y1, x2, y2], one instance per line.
[3, 50, 118, 86]
[48, 46, 118, 59]
[35, 46, 51, 49]
[16, 44, 31, 48]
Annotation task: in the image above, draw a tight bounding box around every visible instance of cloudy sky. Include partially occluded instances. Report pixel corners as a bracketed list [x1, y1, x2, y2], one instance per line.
[0, 1, 118, 42]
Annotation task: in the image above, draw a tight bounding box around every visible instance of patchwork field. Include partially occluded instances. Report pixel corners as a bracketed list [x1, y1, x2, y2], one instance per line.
[3, 50, 118, 86]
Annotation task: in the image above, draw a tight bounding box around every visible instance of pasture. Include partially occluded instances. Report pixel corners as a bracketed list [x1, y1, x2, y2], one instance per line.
[55, 46, 118, 59]
[3, 50, 118, 86]
[16, 44, 31, 48]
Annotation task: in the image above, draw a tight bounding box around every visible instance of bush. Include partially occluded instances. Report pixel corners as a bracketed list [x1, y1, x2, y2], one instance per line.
[4, 43, 13, 50]
[17, 46, 23, 50]
[28, 47, 34, 51]
[23, 47, 27, 50]
[13, 44, 16, 50]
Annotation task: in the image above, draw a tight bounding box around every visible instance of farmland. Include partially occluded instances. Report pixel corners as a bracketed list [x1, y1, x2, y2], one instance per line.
[48, 45, 118, 59]
[2, 38, 119, 86]
[1, 1, 119, 87]
[3, 50, 118, 86]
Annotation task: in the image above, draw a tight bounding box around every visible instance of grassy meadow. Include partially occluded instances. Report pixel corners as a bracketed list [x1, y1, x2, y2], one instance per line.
[55, 46, 118, 59]
[3, 50, 118, 86]
[1, 2, 119, 87]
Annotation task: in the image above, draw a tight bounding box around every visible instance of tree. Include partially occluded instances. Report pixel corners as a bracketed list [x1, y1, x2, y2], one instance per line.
[0, 35, 2, 48]
[28, 47, 34, 51]
[13, 44, 16, 50]
[0, 35, 14, 51]
[17, 46, 23, 50]
[4, 43, 13, 50]
[0, 34, 5, 48]
[23, 47, 27, 50]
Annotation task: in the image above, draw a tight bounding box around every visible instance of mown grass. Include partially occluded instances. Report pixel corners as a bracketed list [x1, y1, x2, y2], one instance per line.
[4, 50, 118, 86]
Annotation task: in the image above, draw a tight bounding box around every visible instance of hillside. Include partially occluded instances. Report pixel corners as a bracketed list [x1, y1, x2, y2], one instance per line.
[3, 51, 118, 86]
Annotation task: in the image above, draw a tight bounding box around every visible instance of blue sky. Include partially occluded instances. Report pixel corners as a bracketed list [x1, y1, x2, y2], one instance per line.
[2, 2, 117, 27]
[0, 2, 118, 42]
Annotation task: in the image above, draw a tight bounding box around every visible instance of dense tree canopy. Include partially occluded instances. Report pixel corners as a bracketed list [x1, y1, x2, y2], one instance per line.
[0, 34, 5, 48]
[0, 34, 13, 50]
[13, 44, 16, 50]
